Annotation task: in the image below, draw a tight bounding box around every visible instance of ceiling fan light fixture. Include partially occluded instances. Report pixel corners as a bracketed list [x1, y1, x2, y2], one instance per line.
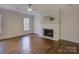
[27, 8, 32, 11]
[27, 4, 32, 11]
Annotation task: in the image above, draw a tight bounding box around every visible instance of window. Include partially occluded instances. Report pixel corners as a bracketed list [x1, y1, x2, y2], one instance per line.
[23, 17, 29, 31]
[0, 15, 1, 34]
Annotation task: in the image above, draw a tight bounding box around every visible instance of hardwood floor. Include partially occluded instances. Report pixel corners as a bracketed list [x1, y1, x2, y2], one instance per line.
[0, 34, 79, 54]
[0, 34, 54, 54]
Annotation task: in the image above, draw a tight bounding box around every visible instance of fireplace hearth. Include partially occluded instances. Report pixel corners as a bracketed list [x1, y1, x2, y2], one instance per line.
[43, 29, 53, 37]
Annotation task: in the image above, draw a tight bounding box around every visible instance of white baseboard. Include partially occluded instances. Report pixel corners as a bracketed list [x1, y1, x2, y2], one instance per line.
[0, 33, 32, 40]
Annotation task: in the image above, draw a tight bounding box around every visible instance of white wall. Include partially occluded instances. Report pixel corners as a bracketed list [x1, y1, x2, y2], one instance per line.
[0, 9, 34, 40]
[61, 5, 79, 43]
[34, 14, 42, 36]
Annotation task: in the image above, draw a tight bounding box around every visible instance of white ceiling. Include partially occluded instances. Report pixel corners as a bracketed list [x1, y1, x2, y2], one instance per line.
[0, 4, 77, 15]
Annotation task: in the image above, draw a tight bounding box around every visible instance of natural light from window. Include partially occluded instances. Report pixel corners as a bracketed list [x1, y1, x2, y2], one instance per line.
[23, 17, 29, 31]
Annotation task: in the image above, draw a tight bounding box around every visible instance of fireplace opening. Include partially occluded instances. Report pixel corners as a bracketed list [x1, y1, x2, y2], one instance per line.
[43, 29, 53, 37]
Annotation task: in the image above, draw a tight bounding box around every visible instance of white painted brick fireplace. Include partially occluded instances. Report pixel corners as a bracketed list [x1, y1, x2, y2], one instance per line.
[34, 14, 59, 41]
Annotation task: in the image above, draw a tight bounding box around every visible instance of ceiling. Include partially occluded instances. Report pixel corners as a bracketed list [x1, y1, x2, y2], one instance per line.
[0, 4, 76, 15]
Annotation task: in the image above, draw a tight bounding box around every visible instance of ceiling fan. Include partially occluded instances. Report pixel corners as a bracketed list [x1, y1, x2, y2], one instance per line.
[27, 4, 32, 11]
